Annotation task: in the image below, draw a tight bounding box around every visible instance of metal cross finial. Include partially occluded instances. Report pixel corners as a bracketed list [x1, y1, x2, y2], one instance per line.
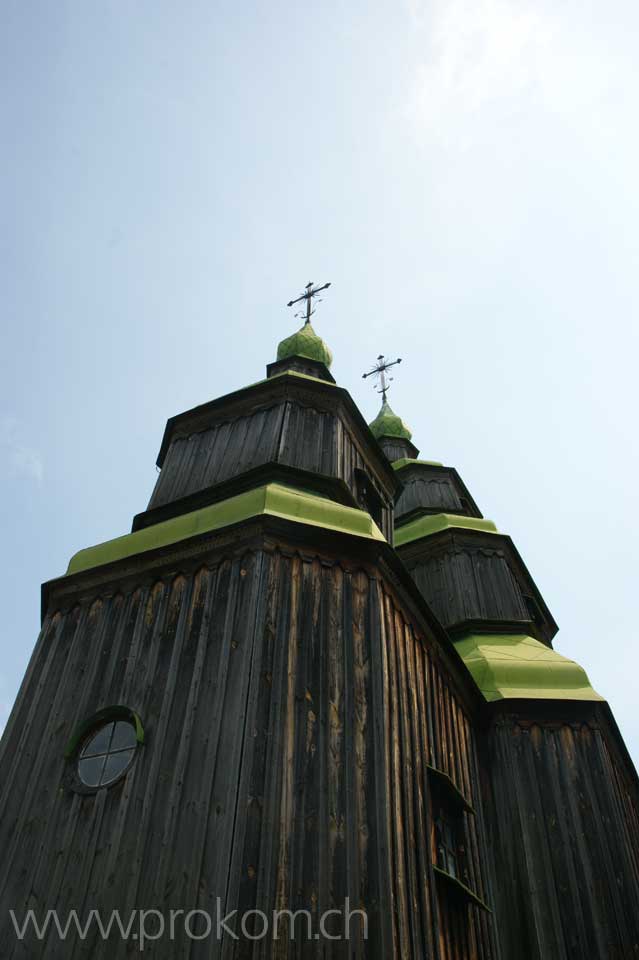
[287, 281, 331, 324]
[362, 354, 403, 402]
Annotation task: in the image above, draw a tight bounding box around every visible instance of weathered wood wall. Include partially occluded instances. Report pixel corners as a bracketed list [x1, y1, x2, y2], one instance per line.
[481, 710, 639, 959]
[379, 591, 499, 960]
[395, 467, 481, 522]
[149, 400, 394, 540]
[396, 474, 466, 518]
[402, 541, 530, 630]
[1, 547, 381, 958]
[0, 533, 496, 959]
[150, 404, 285, 504]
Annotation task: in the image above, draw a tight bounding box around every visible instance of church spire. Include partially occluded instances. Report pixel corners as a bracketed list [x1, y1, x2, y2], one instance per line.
[363, 353, 419, 461]
[277, 280, 333, 368]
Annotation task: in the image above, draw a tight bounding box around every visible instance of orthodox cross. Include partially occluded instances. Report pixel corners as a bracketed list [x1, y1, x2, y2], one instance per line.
[362, 354, 402, 402]
[287, 281, 331, 324]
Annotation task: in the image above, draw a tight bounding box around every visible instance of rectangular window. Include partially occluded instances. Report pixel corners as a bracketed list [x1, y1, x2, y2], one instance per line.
[434, 800, 465, 880]
[427, 765, 491, 913]
[354, 469, 384, 528]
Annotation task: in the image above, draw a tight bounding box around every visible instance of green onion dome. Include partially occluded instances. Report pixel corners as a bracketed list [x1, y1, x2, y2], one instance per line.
[276, 321, 333, 368]
[369, 398, 413, 441]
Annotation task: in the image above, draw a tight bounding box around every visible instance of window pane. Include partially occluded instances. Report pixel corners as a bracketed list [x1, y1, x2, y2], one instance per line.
[102, 749, 135, 785]
[110, 721, 137, 752]
[79, 755, 107, 787]
[81, 723, 114, 758]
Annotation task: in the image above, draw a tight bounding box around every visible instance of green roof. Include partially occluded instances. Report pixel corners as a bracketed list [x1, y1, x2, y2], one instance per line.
[66, 483, 385, 576]
[395, 512, 498, 547]
[392, 457, 444, 470]
[276, 321, 333, 368]
[454, 633, 604, 703]
[369, 399, 413, 441]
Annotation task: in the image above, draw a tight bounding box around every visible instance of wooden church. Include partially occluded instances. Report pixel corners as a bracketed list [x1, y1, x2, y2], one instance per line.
[1, 284, 638, 958]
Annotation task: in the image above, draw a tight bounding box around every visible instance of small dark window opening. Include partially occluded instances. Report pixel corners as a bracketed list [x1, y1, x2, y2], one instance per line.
[427, 765, 474, 884]
[427, 766, 491, 912]
[355, 469, 384, 529]
[434, 798, 467, 881]
[458, 496, 470, 515]
[524, 595, 545, 626]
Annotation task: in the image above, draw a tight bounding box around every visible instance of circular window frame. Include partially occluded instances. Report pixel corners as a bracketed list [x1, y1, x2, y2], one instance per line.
[64, 706, 144, 795]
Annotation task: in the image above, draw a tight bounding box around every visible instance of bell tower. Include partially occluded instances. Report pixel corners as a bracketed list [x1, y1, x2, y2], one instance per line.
[0, 297, 500, 958]
[1, 290, 638, 959]
[368, 387, 639, 959]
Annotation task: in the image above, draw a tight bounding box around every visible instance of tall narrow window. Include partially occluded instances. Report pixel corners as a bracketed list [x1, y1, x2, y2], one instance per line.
[434, 803, 465, 879]
[427, 765, 490, 912]
[355, 468, 384, 529]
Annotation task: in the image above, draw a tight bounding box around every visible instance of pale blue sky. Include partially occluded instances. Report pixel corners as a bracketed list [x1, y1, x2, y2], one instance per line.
[2, 1, 638, 765]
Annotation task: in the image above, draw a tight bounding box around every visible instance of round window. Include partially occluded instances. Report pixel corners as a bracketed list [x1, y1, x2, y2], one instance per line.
[77, 719, 138, 788]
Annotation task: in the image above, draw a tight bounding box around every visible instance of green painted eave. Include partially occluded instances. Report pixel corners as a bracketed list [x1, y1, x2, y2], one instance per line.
[369, 399, 412, 441]
[454, 633, 604, 703]
[67, 483, 385, 576]
[250, 369, 338, 389]
[395, 513, 498, 547]
[276, 322, 333, 368]
[392, 457, 444, 470]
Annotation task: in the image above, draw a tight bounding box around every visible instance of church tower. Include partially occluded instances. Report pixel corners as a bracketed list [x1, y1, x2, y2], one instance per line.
[371, 374, 639, 959]
[1, 287, 638, 959]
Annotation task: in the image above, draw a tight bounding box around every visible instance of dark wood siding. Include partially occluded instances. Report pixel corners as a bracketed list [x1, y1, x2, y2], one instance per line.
[1, 549, 385, 958]
[394, 466, 482, 525]
[380, 589, 499, 960]
[149, 404, 286, 506]
[0, 535, 497, 958]
[404, 545, 529, 629]
[481, 712, 639, 959]
[396, 474, 465, 517]
[149, 400, 394, 540]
